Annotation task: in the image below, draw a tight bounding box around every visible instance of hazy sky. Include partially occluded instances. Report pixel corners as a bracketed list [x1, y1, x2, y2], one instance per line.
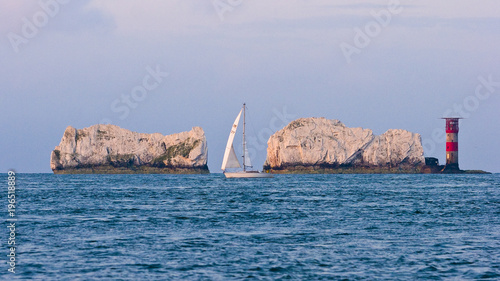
[1, 0, 499, 173]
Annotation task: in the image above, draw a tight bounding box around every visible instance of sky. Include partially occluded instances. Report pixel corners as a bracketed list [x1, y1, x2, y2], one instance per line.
[1, 0, 499, 173]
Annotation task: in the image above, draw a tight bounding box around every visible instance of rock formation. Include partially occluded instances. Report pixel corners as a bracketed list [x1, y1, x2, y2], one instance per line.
[264, 118, 425, 173]
[51, 125, 208, 174]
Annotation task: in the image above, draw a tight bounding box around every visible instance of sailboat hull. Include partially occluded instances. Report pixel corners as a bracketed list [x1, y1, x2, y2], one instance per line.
[222, 104, 271, 178]
[224, 172, 274, 178]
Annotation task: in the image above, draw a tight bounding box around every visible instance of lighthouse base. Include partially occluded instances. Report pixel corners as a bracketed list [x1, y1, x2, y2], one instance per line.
[441, 163, 463, 174]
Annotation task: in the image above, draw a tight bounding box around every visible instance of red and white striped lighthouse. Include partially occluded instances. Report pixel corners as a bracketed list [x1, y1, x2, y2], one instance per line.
[443, 118, 462, 170]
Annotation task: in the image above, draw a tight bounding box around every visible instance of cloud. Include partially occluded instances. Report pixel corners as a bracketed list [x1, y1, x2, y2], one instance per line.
[47, 0, 115, 34]
[78, 0, 500, 42]
[3, 0, 499, 39]
[0, 0, 115, 36]
[0, 1, 39, 33]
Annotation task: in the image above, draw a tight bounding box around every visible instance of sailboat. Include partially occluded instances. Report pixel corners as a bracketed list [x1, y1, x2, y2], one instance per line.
[221, 103, 274, 178]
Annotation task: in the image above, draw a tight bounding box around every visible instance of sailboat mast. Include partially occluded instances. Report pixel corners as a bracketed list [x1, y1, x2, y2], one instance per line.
[242, 103, 246, 172]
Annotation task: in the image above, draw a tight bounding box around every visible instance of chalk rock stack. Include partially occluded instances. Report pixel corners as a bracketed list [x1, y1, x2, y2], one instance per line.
[50, 125, 208, 174]
[264, 118, 425, 172]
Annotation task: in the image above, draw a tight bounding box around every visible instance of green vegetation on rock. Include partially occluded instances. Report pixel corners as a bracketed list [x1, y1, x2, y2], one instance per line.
[153, 139, 200, 167]
[75, 131, 88, 142]
[52, 165, 209, 175]
[266, 165, 424, 174]
[53, 150, 61, 161]
[97, 129, 115, 141]
[107, 154, 135, 168]
[287, 120, 305, 130]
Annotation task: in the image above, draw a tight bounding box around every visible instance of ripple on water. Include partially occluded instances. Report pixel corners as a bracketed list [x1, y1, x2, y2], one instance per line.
[14, 173, 500, 280]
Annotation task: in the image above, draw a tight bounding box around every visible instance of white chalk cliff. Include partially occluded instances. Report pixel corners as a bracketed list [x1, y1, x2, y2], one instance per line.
[51, 125, 208, 173]
[265, 118, 424, 170]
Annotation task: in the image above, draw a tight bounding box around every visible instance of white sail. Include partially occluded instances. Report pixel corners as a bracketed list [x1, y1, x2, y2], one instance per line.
[226, 145, 242, 169]
[221, 109, 243, 170]
[244, 144, 252, 168]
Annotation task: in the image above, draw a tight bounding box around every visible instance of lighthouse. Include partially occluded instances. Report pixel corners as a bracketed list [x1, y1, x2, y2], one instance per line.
[442, 118, 462, 171]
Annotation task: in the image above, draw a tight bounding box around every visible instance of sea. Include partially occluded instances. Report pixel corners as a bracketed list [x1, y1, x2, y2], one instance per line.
[3, 173, 500, 280]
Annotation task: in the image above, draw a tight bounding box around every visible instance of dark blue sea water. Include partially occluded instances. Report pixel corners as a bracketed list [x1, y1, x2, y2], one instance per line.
[3, 174, 500, 280]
